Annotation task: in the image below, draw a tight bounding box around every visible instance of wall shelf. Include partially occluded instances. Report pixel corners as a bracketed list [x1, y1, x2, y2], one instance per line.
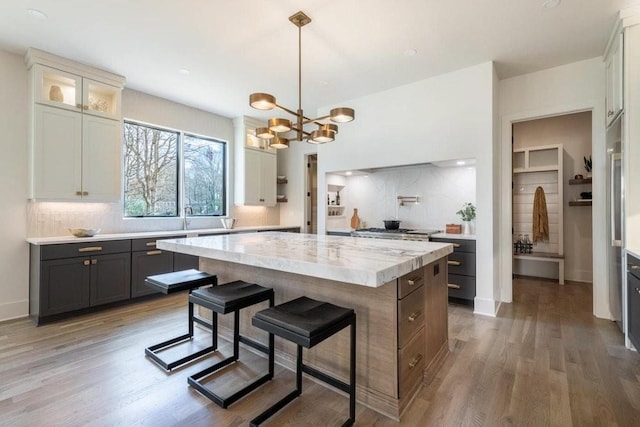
[569, 177, 592, 185]
[569, 200, 592, 207]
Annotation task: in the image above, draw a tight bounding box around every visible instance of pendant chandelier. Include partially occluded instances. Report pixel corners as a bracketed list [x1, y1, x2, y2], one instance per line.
[249, 11, 355, 149]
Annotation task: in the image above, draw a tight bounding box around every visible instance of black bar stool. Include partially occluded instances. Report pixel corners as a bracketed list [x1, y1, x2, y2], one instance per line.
[187, 280, 275, 409]
[250, 296, 356, 427]
[144, 269, 217, 371]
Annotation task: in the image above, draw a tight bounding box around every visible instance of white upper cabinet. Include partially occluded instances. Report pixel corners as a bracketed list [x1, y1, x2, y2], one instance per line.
[605, 32, 624, 127]
[233, 116, 278, 206]
[25, 48, 125, 201]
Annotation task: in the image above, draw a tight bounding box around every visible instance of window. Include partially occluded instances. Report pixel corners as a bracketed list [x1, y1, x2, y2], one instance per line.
[123, 121, 227, 217]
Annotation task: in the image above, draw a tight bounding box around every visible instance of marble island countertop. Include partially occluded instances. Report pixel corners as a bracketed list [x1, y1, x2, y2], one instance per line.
[26, 225, 301, 245]
[157, 231, 453, 288]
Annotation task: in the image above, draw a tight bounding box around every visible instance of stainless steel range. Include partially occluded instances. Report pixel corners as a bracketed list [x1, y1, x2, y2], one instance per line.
[351, 228, 441, 241]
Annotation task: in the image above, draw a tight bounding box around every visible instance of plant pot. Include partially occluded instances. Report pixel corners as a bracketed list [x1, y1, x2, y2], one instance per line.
[463, 221, 471, 235]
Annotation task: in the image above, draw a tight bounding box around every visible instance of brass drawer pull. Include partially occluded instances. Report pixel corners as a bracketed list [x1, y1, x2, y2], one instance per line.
[630, 265, 640, 270]
[448, 260, 461, 266]
[82, 191, 89, 196]
[76, 191, 82, 196]
[145, 242, 157, 247]
[146, 250, 162, 256]
[408, 310, 422, 322]
[448, 283, 461, 289]
[91, 259, 97, 265]
[452, 243, 461, 248]
[83, 260, 90, 266]
[407, 277, 422, 286]
[408, 353, 423, 369]
[635, 287, 640, 295]
[78, 246, 102, 253]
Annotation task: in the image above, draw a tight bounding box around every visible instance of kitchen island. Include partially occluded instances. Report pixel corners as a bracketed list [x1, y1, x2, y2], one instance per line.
[157, 232, 453, 420]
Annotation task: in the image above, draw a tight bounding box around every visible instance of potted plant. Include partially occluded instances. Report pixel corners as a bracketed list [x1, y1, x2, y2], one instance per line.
[456, 202, 476, 235]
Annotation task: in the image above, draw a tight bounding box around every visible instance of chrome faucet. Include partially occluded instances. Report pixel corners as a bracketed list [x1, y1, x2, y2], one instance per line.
[183, 206, 193, 230]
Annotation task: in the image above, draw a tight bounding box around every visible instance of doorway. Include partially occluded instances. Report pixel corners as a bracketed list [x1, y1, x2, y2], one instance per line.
[511, 112, 593, 295]
[306, 154, 318, 234]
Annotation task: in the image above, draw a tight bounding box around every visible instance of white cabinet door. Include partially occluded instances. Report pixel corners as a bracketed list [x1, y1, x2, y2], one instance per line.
[82, 115, 121, 201]
[32, 104, 82, 199]
[606, 33, 623, 127]
[260, 150, 277, 206]
[237, 148, 276, 206]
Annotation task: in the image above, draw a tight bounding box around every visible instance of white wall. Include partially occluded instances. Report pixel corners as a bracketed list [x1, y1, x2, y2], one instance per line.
[499, 57, 609, 318]
[280, 61, 500, 316]
[0, 50, 29, 321]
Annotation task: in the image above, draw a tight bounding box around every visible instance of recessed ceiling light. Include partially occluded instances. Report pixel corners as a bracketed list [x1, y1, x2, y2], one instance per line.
[456, 160, 466, 166]
[27, 8, 48, 19]
[178, 68, 190, 75]
[403, 48, 417, 57]
[345, 171, 353, 176]
[542, 0, 561, 8]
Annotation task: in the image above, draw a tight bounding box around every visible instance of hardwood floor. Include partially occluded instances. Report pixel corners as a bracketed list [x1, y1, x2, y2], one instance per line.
[1, 277, 639, 426]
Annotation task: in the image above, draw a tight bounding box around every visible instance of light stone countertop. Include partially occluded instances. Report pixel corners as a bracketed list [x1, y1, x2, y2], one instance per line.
[157, 231, 453, 288]
[26, 225, 301, 245]
[430, 232, 476, 240]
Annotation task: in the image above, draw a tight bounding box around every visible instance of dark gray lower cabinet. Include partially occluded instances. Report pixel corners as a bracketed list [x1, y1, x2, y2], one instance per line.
[33, 240, 132, 320]
[174, 252, 199, 271]
[131, 249, 174, 298]
[430, 237, 476, 304]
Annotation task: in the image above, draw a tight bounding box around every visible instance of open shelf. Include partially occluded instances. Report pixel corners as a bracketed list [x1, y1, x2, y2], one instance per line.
[569, 200, 592, 206]
[569, 177, 592, 185]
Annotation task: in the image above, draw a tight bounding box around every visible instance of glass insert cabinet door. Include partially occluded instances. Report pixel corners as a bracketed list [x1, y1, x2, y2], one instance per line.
[34, 64, 121, 119]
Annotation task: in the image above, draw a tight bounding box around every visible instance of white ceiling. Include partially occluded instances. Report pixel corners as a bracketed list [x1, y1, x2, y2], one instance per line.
[0, 0, 637, 120]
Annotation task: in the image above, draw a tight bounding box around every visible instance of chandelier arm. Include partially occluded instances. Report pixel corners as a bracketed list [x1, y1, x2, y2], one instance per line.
[273, 103, 298, 117]
[302, 115, 331, 125]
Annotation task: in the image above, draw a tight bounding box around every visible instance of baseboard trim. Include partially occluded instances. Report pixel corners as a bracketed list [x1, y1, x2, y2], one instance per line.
[473, 297, 499, 317]
[0, 299, 29, 322]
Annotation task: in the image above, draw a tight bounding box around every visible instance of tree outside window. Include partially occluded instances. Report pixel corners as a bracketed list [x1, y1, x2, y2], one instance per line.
[123, 121, 226, 217]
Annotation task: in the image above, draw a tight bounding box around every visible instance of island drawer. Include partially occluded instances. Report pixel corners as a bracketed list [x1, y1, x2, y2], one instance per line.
[398, 286, 425, 348]
[398, 269, 424, 299]
[41, 240, 131, 260]
[398, 326, 425, 398]
[447, 251, 476, 276]
[447, 274, 476, 300]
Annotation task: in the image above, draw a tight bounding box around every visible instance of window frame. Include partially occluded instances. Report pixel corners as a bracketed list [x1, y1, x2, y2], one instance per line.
[122, 119, 228, 219]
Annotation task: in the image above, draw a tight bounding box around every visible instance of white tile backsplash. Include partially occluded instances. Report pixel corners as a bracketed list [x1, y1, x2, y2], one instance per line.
[328, 164, 476, 231]
[27, 201, 280, 237]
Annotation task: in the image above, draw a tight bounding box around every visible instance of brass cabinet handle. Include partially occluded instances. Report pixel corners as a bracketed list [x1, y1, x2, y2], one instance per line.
[146, 250, 162, 256]
[408, 353, 423, 369]
[408, 310, 422, 322]
[448, 283, 461, 289]
[630, 265, 640, 270]
[145, 242, 157, 247]
[76, 191, 82, 196]
[448, 260, 461, 266]
[82, 191, 89, 196]
[78, 246, 102, 253]
[83, 105, 89, 110]
[635, 287, 640, 295]
[452, 243, 461, 248]
[91, 259, 97, 265]
[76, 103, 83, 108]
[407, 277, 422, 286]
[83, 260, 90, 266]
[608, 110, 614, 117]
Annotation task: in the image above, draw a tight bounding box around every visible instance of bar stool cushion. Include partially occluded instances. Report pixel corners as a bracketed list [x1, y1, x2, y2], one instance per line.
[190, 280, 273, 314]
[145, 269, 215, 294]
[253, 296, 354, 348]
